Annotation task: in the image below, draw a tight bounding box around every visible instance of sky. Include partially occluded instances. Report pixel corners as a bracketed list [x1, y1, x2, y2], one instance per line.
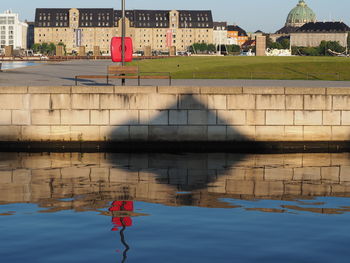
[2, 0, 350, 33]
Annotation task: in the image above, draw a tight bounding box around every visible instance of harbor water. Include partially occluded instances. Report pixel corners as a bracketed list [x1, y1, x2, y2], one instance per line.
[0, 152, 350, 263]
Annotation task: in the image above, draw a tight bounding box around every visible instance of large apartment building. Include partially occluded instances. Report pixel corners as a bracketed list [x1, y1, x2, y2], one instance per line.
[0, 10, 28, 50]
[34, 8, 214, 54]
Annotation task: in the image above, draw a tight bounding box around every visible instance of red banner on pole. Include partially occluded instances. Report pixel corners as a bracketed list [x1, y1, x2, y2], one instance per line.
[166, 30, 173, 47]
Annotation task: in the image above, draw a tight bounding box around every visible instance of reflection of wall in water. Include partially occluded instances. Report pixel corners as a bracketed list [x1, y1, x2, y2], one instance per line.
[1, 153, 350, 212]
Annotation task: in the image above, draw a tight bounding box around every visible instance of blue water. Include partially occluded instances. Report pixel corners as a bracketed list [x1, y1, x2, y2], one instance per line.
[0, 153, 350, 262]
[1, 61, 39, 70]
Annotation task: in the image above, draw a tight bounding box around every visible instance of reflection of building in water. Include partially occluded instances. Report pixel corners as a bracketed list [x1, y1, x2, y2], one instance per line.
[1, 153, 350, 214]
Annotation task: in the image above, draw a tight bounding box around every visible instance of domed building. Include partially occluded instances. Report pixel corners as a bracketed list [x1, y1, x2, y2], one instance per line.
[275, 0, 317, 35]
[286, 0, 317, 28]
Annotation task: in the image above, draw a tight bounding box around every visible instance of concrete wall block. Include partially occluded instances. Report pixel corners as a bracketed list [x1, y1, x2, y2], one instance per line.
[114, 86, 157, 94]
[304, 126, 331, 141]
[200, 86, 242, 94]
[28, 86, 71, 94]
[302, 183, 331, 196]
[149, 94, 177, 109]
[226, 180, 255, 195]
[70, 126, 100, 141]
[293, 167, 321, 181]
[256, 95, 285, 109]
[72, 86, 113, 94]
[207, 95, 227, 109]
[30, 94, 50, 109]
[227, 95, 255, 109]
[90, 110, 109, 125]
[179, 95, 208, 110]
[72, 94, 99, 109]
[61, 110, 90, 125]
[246, 110, 265, 125]
[12, 110, 30, 125]
[0, 170, 12, 183]
[129, 94, 149, 110]
[100, 94, 131, 110]
[227, 126, 255, 141]
[321, 167, 340, 182]
[284, 126, 303, 141]
[0, 110, 12, 125]
[140, 110, 168, 125]
[341, 111, 350, 125]
[327, 88, 350, 95]
[188, 110, 216, 125]
[21, 126, 51, 141]
[340, 166, 350, 182]
[100, 126, 129, 141]
[265, 168, 293, 181]
[50, 126, 71, 141]
[110, 110, 139, 125]
[331, 126, 350, 141]
[285, 87, 326, 95]
[149, 126, 179, 141]
[217, 110, 245, 125]
[286, 95, 303, 110]
[256, 126, 285, 141]
[333, 96, 350, 110]
[0, 86, 27, 94]
[158, 86, 200, 94]
[304, 95, 332, 110]
[294, 111, 322, 125]
[243, 87, 284, 94]
[323, 111, 341, 125]
[254, 181, 284, 196]
[12, 169, 31, 184]
[284, 183, 302, 196]
[266, 111, 294, 125]
[177, 126, 208, 141]
[208, 126, 227, 141]
[0, 126, 21, 140]
[130, 126, 149, 140]
[31, 110, 60, 125]
[51, 94, 71, 109]
[0, 95, 26, 109]
[169, 110, 187, 125]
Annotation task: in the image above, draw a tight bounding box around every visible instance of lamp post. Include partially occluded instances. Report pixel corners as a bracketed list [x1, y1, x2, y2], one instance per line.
[121, 0, 126, 66]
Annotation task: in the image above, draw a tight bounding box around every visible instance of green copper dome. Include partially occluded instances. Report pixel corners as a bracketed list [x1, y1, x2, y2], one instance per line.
[286, 0, 317, 27]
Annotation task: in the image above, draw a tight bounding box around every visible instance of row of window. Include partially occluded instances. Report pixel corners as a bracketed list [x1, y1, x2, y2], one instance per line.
[0, 17, 15, 25]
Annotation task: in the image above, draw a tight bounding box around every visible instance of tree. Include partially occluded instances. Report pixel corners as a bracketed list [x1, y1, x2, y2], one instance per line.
[318, 41, 345, 55]
[226, 44, 241, 53]
[31, 43, 41, 53]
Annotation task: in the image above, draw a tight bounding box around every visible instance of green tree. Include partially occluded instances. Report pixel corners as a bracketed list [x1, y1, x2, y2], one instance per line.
[280, 38, 290, 49]
[48, 43, 56, 55]
[31, 43, 41, 53]
[226, 44, 241, 53]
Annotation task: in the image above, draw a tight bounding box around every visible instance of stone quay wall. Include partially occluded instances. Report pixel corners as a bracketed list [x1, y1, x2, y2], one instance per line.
[0, 86, 350, 143]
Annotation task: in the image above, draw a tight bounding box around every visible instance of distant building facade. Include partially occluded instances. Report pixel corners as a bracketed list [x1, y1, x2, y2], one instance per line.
[291, 22, 350, 47]
[213, 22, 228, 46]
[0, 10, 28, 50]
[272, 0, 317, 42]
[34, 8, 214, 54]
[227, 25, 248, 46]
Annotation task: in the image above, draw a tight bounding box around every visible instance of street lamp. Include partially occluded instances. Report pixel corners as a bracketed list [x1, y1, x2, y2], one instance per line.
[121, 0, 126, 66]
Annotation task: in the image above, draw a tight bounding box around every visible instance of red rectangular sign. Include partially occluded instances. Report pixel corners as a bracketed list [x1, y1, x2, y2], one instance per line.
[110, 37, 133, 62]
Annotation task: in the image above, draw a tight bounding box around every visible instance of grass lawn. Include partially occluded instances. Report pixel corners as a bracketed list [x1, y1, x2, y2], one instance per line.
[130, 56, 350, 80]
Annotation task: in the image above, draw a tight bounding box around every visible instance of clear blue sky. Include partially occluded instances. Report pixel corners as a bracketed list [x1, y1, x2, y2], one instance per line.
[2, 0, 349, 33]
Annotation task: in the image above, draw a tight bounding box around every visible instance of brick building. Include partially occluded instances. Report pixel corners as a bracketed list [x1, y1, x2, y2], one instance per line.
[34, 8, 214, 54]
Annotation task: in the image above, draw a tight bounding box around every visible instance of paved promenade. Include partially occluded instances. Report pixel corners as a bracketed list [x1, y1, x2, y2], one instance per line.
[1, 60, 350, 87]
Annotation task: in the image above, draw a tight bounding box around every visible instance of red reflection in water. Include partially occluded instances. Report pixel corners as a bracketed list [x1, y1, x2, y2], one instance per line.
[109, 201, 134, 231]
